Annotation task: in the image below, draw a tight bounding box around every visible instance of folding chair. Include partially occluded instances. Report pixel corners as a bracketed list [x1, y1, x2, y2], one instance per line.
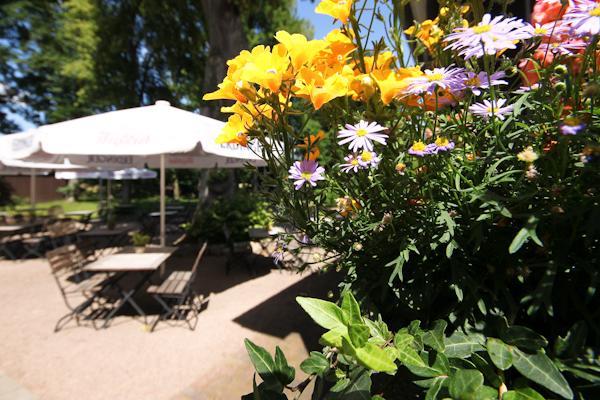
[46, 245, 112, 332]
[146, 242, 208, 332]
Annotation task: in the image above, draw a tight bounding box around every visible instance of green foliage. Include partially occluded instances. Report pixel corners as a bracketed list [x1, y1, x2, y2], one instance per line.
[131, 232, 151, 247]
[245, 293, 582, 399]
[185, 190, 273, 243]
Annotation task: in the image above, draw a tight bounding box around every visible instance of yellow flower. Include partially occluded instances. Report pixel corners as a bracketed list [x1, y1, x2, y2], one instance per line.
[321, 29, 356, 67]
[395, 162, 406, 175]
[350, 74, 376, 101]
[295, 67, 350, 110]
[203, 77, 253, 103]
[517, 146, 539, 163]
[315, 0, 353, 24]
[405, 18, 444, 52]
[216, 114, 250, 146]
[297, 130, 326, 160]
[373, 67, 422, 105]
[240, 44, 290, 93]
[275, 31, 327, 71]
[361, 51, 395, 73]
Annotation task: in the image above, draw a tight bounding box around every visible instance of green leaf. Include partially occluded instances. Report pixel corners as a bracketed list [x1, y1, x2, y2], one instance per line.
[444, 332, 485, 358]
[330, 377, 351, 392]
[274, 346, 295, 385]
[554, 321, 587, 358]
[474, 385, 497, 400]
[341, 367, 372, 400]
[509, 227, 529, 254]
[300, 352, 330, 376]
[364, 318, 392, 346]
[320, 326, 348, 348]
[503, 387, 545, 400]
[406, 352, 450, 378]
[501, 326, 548, 352]
[487, 338, 513, 370]
[448, 369, 484, 400]
[341, 291, 363, 324]
[511, 349, 573, 399]
[425, 376, 446, 400]
[470, 352, 502, 388]
[422, 320, 447, 352]
[394, 332, 426, 368]
[355, 343, 397, 372]
[296, 297, 346, 330]
[244, 339, 279, 386]
[349, 324, 370, 348]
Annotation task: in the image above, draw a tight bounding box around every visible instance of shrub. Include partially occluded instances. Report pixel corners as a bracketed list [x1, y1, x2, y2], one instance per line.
[205, 0, 600, 398]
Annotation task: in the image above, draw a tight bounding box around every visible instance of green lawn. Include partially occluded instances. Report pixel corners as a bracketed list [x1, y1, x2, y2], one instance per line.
[1, 199, 99, 216]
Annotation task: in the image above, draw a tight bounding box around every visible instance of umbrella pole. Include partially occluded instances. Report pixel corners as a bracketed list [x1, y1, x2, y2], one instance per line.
[30, 168, 36, 210]
[160, 154, 166, 247]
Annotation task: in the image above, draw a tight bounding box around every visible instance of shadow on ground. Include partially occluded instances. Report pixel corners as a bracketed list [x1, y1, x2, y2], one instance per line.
[232, 269, 342, 351]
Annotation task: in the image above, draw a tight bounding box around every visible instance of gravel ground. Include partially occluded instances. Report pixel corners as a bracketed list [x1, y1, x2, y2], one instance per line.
[0, 246, 339, 400]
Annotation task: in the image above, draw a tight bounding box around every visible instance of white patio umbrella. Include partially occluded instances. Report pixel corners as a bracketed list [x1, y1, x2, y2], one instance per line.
[0, 133, 87, 208]
[17, 100, 265, 246]
[55, 168, 157, 180]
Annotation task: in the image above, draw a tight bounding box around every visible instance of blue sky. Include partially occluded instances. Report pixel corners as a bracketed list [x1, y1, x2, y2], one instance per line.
[295, 0, 391, 41]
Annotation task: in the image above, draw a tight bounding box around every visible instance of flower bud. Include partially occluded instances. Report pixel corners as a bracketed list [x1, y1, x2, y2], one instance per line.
[352, 242, 363, 251]
[553, 64, 568, 75]
[554, 81, 566, 92]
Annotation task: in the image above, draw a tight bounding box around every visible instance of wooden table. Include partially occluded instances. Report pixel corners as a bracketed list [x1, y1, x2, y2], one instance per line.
[78, 225, 135, 254]
[64, 210, 94, 222]
[82, 247, 176, 328]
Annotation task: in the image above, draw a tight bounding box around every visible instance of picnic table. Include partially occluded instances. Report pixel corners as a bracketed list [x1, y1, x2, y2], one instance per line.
[0, 223, 43, 259]
[77, 223, 136, 255]
[82, 246, 176, 328]
[64, 210, 94, 221]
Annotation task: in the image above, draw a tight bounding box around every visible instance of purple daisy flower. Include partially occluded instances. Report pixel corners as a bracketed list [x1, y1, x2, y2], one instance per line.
[560, 117, 586, 135]
[433, 137, 455, 152]
[337, 120, 388, 152]
[339, 154, 361, 173]
[272, 242, 286, 266]
[536, 40, 588, 57]
[469, 99, 514, 120]
[403, 66, 465, 96]
[444, 14, 533, 59]
[288, 160, 325, 190]
[563, 0, 600, 36]
[462, 71, 508, 96]
[408, 140, 434, 157]
[358, 150, 381, 169]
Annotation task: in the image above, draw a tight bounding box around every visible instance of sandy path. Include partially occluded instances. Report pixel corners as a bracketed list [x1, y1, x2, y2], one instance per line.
[0, 250, 337, 400]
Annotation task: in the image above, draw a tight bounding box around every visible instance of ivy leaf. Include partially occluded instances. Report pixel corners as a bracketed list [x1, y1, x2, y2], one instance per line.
[425, 376, 446, 400]
[487, 338, 513, 370]
[349, 323, 370, 348]
[330, 377, 351, 392]
[501, 326, 548, 352]
[341, 367, 372, 400]
[341, 291, 363, 324]
[444, 332, 485, 358]
[296, 296, 346, 330]
[448, 369, 484, 400]
[320, 326, 348, 348]
[274, 346, 295, 385]
[354, 343, 397, 373]
[503, 387, 545, 400]
[422, 320, 447, 352]
[394, 332, 427, 368]
[244, 339, 277, 381]
[511, 348, 574, 399]
[300, 352, 330, 376]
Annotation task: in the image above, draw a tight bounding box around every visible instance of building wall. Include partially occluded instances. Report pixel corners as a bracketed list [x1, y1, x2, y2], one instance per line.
[3, 176, 66, 202]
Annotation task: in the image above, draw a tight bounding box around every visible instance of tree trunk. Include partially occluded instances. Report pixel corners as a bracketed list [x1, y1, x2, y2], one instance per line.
[200, 0, 248, 120]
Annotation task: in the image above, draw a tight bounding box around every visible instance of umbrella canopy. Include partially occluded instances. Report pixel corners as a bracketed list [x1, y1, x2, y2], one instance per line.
[55, 168, 157, 180]
[9, 101, 267, 245]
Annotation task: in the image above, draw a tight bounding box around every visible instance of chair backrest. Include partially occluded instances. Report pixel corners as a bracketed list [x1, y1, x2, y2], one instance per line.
[46, 244, 80, 275]
[190, 242, 208, 279]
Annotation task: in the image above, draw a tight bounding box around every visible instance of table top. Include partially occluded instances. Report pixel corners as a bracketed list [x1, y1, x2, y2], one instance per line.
[148, 211, 178, 217]
[0, 225, 29, 232]
[65, 210, 95, 216]
[82, 247, 176, 272]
